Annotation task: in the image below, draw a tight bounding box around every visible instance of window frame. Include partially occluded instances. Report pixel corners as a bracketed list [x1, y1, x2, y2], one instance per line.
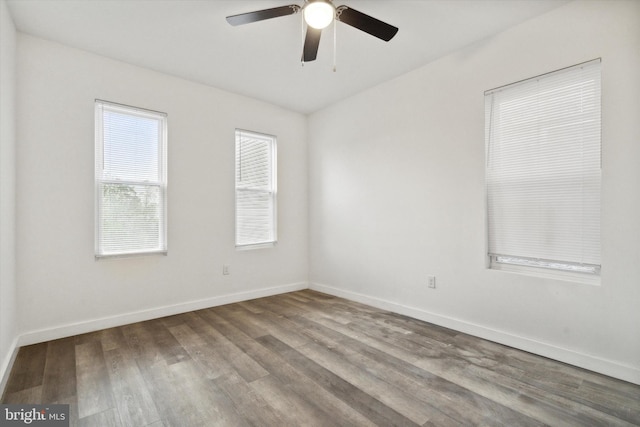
[234, 129, 277, 250]
[94, 100, 168, 259]
[484, 59, 601, 281]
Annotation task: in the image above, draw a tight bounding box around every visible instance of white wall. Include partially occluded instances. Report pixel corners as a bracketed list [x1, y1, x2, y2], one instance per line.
[309, 0, 640, 384]
[0, 0, 18, 391]
[15, 35, 308, 342]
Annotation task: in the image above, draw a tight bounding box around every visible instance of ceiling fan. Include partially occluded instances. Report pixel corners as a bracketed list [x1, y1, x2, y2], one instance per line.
[226, 0, 399, 63]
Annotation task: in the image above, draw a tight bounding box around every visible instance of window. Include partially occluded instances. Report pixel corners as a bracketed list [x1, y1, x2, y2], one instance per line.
[485, 59, 601, 276]
[235, 129, 277, 249]
[95, 100, 168, 258]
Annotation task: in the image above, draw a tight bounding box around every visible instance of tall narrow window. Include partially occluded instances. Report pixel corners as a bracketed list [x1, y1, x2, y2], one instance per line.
[485, 59, 601, 276]
[235, 129, 277, 249]
[95, 100, 168, 258]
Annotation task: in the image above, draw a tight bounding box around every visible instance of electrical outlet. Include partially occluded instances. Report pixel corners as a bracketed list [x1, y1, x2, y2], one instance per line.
[223, 265, 230, 275]
[428, 275, 436, 289]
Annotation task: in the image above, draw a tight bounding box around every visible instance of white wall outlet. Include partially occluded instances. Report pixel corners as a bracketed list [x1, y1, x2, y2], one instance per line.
[223, 265, 230, 275]
[428, 275, 436, 288]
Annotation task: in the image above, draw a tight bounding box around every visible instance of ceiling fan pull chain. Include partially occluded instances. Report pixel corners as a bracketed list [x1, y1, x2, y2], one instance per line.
[333, 17, 337, 72]
[301, 11, 305, 67]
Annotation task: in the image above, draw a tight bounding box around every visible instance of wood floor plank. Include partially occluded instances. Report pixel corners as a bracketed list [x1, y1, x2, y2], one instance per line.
[250, 375, 333, 427]
[42, 337, 76, 402]
[3, 343, 47, 395]
[167, 321, 233, 380]
[246, 295, 307, 317]
[119, 319, 186, 367]
[283, 292, 313, 303]
[246, 341, 379, 427]
[142, 319, 191, 366]
[213, 304, 270, 339]
[291, 338, 443, 425]
[218, 303, 311, 348]
[167, 359, 250, 427]
[236, 300, 264, 314]
[103, 347, 161, 427]
[577, 378, 640, 424]
[52, 395, 79, 427]
[2, 385, 43, 404]
[296, 294, 348, 317]
[136, 359, 200, 427]
[193, 310, 269, 382]
[415, 354, 635, 427]
[373, 310, 459, 342]
[3, 290, 639, 427]
[138, 358, 244, 427]
[78, 408, 121, 427]
[303, 309, 423, 364]
[340, 338, 544, 426]
[213, 371, 288, 427]
[120, 322, 164, 364]
[98, 327, 129, 353]
[255, 335, 421, 427]
[75, 340, 115, 419]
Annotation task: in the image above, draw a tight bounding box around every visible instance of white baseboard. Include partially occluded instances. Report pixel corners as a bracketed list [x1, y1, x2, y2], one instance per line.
[0, 336, 19, 398]
[18, 282, 308, 347]
[310, 282, 640, 386]
[9, 280, 639, 387]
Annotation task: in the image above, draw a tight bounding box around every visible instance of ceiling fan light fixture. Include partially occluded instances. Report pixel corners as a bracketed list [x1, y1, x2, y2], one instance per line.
[303, 1, 335, 29]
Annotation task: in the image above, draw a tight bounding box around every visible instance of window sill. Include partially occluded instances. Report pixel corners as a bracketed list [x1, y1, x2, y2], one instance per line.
[236, 242, 276, 251]
[489, 261, 601, 286]
[95, 250, 168, 260]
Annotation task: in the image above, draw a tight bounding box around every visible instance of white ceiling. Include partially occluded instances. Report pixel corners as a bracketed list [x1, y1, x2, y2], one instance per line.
[6, 0, 569, 114]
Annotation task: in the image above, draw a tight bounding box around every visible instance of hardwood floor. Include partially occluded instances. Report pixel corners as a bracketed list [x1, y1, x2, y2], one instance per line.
[2, 290, 639, 426]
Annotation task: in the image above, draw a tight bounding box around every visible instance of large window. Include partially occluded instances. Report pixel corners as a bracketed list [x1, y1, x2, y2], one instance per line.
[95, 100, 168, 258]
[235, 129, 277, 249]
[485, 59, 601, 276]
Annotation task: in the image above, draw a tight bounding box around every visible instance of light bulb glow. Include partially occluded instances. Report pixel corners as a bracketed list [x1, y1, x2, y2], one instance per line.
[303, 1, 335, 29]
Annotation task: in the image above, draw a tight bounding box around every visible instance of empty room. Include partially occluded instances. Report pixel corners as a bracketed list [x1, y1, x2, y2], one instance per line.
[1, 0, 639, 425]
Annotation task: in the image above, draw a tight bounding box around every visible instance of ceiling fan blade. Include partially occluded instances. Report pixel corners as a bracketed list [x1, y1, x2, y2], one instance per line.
[226, 5, 300, 26]
[336, 6, 398, 41]
[302, 26, 322, 62]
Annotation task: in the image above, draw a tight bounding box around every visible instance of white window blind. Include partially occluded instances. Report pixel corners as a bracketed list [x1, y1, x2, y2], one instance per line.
[95, 100, 167, 258]
[235, 129, 277, 248]
[485, 59, 601, 274]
